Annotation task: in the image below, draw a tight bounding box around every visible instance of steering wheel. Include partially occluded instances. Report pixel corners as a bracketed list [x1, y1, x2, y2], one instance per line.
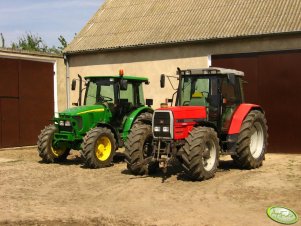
[99, 95, 113, 102]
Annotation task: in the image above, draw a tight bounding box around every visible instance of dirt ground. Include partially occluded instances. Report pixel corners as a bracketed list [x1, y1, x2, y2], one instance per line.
[0, 147, 300, 226]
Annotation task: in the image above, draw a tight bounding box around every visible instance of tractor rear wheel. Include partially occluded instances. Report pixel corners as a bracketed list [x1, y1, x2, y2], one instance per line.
[37, 124, 70, 163]
[83, 127, 116, 168]
[133, 112, 153, 127]
[180, 127, 220, 181]
[125, 124, 158, 175]
[233, 110, 268, 169]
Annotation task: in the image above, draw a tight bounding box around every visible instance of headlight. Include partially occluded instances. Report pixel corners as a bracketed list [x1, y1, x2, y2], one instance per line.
[163, 127, 169, 132]
[154, 126, 161, 132]
[59, 121, 64, 126]
[65, 121, 71, 127]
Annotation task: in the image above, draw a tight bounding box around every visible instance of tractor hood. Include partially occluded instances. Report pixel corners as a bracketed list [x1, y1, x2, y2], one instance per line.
[153, 106, 207, 140]
[55, 104, 110, 136]
[59, 105, 106, 117]
[157, 106, 207, 120]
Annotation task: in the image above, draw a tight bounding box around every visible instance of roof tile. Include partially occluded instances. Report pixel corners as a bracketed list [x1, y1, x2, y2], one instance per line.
[65, 0, 301, 54]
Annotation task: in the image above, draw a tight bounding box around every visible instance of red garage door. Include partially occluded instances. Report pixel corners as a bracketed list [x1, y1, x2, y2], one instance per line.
[212, 50, 301, 153]
[0, 58, 54, 148]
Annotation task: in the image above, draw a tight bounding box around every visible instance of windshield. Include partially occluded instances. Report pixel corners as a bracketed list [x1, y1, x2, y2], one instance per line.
[180, 77, 210, 106]
[85, 80, 115, 105]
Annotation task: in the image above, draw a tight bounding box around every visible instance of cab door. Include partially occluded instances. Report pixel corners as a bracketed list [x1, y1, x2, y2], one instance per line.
[220, 76, 242, 133]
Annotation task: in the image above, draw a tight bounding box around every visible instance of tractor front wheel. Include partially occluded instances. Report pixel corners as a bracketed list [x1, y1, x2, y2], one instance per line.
[83, 127, 116, 168]
[125, 124, 158, 175]
[180, 127, 220, 181]
[233, 110, 268, 169]
[37, 124, 70, 163]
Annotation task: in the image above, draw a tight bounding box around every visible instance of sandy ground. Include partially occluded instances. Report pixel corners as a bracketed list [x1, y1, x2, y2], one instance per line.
[0, 147, 300, 226]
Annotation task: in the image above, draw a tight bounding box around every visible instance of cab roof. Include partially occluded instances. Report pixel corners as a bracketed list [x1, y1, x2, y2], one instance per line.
[180, 67, 244, 77]
[84, 75, 149, 82]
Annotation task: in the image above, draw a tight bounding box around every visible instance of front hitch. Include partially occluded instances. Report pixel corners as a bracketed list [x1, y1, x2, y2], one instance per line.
[154, 139, 171, 173]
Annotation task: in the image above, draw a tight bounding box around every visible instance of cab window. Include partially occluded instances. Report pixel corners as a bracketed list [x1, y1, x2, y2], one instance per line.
[120, 83, 134, 104]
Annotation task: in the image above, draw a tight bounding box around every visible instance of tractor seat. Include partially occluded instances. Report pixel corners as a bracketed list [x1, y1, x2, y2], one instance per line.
[190, 97, 207, 106]
[190, 91, 208, 106]
[119, 99, 134, 115]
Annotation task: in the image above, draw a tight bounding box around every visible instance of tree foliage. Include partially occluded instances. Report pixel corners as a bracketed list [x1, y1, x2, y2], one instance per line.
[0, 33, 5, 48]
[12, 32, 47, 52]
[58, 35, 68, 50]
[11, 32, 67, 54]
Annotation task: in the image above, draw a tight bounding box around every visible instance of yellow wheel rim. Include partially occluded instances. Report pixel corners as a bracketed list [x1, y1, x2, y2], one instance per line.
[96, 136, 112, 161]
[51, 146, 66, 157]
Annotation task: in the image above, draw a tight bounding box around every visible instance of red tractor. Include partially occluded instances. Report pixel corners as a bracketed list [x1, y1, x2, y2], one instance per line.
[125, 67, 268, 181]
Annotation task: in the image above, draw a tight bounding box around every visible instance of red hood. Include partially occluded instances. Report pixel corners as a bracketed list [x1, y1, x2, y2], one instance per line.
[155, 106, 207, 140]
[157, 106, 207, 120]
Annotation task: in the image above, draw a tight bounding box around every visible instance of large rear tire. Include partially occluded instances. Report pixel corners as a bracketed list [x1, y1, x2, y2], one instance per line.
[180, 127, 220, 181]
[233, 110, 268, 169]
[83, 127, 116, 168]
[37, 125, 70, 163]
[125, 124, 158, 175]
[133, 112, 153, 127]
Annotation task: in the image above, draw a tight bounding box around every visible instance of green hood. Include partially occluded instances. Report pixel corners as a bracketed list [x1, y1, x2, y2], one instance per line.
[59, 105, 106, 117]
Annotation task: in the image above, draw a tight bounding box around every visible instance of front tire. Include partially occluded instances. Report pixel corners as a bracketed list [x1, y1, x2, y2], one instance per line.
[180, 127, 220, 181]
[233, 110, 268, 169]
[125, 124, 158, 175]
[83, 127, 116, 168]
[37, 125, 70, 163]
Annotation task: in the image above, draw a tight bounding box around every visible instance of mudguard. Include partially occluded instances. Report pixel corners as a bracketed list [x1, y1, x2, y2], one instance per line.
[228, 104, 262, 135]
[121, 106, 153, 140]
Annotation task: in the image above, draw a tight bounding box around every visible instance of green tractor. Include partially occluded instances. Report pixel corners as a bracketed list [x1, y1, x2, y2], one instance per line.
[37, 71, 153, 168]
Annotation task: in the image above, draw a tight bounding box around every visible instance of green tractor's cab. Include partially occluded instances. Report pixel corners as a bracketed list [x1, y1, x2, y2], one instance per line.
[37, 71, 153, 168]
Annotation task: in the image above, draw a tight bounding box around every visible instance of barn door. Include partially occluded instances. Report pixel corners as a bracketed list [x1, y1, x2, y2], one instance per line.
[1, 98, 20, 148]
[0, 57, 54, 148]
[212, 51, 301, 153]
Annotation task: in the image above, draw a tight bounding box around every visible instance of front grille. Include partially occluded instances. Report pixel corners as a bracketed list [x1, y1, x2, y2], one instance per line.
[59, 126, 73, 132]
[74, 116, 83, 130]
[153, 111, 173, 138]
[56, 115, 83, 133]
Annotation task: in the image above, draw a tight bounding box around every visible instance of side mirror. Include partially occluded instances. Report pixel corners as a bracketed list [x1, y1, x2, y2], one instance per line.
[120, 79, 128, 90]
[228, 74, 236, 86]
[146, 99, 153, 107]
[160, 74, 165, 88]
[71, 79, 76, 90]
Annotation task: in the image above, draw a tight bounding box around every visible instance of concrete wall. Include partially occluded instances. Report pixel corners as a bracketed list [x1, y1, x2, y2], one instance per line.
[67, 33, 301, 108]
[0, 49, 67, 113]
[55, 58, 67, 112]
[68, 46, 209, 108]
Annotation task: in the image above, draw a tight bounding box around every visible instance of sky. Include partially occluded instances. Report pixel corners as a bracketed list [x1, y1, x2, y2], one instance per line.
[0, 0, 105, 48]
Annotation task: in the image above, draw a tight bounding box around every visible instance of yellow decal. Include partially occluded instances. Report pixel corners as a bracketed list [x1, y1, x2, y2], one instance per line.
[77, 109, 104, 115]
[192, 91, 203, 98]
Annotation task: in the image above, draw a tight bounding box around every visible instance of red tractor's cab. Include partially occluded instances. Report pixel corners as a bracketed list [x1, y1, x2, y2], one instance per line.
[125, 67, 268, 181]
[154, 68, 259, 152]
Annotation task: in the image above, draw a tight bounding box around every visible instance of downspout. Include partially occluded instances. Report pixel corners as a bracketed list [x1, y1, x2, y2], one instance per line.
[53, 62, 59, 117]
[64, 54, 70, 109]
